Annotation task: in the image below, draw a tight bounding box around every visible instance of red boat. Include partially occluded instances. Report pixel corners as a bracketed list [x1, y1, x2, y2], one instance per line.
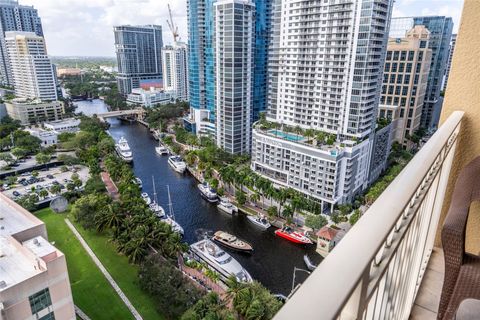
[275, 227, 313, 244]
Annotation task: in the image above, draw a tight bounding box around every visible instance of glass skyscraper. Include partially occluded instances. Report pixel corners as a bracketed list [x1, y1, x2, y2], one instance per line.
[187, 0, 272, 137]
[390, 16, 453, 129]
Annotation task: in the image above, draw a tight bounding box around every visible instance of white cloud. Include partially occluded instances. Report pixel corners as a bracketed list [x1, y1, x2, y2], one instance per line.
[24, 0, 463, 56]
[27, 0, 188, 56]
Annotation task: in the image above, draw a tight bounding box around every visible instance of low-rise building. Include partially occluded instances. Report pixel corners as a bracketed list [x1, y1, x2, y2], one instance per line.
[126, 88, 175, 108]
[44, 118, 80, 133]
[25, 127, 58, 146]
[183, 108, 216, 137]
[0, 193, 75, 319]
[56, 68, 82, 77]
[5, 99, 64, 125]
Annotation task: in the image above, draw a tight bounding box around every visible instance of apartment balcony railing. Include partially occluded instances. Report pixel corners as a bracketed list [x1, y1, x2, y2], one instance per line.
[274, 111, 464, 320]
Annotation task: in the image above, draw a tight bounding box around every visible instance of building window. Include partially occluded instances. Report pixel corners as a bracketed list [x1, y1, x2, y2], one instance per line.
[408, 51, 415, 61]
[39, 312, 56, 320]
[29, 288, 52, 315]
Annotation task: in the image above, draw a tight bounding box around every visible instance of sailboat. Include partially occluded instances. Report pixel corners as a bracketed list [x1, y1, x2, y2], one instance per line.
[162, 185, 184, 235]
[150, 176, 165, 218]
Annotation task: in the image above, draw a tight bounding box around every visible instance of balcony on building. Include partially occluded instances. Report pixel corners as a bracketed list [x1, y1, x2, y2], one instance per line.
[274, 2, 480, 319]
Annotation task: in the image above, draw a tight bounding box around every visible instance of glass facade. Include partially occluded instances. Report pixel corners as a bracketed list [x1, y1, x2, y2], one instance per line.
[252, 0, 271, 122]
[390, 16, 453, 128]
[29, 288, 53, 315]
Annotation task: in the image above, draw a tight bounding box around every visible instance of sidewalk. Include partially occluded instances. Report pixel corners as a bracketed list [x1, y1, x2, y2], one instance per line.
[101, 171, 119, 200]
[65, 219, 142, 320]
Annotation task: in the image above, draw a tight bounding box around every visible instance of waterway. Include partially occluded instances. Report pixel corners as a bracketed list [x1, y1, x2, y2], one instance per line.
[75, 99, 322, 296]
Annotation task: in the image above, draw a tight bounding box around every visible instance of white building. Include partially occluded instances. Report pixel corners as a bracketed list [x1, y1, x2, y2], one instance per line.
[0, 193, 75, 320]
[251, 0, 394, 210]
[126, 88, 175, 107]
[162, 42, 189, 101]
[25, 127, 58, 146]
[214, 0, 255, 154]
[5, 31, 57, 101]
[44, 118, 80, 133]
[5, 99, 64, 125]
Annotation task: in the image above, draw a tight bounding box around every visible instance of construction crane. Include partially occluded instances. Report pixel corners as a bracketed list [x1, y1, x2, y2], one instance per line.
[167, 4, 179, 43]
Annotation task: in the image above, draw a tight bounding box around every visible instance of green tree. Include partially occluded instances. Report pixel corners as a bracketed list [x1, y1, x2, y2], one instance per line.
[267, 206, 277, 219]
[50, 184, 62, 195]
[11, 147, 27, 160]
[0, 152, 14, 166]
[236, 190, 247, 206]
[38, 189, 49, 199]
[349, 209, 362, 226]
[331, 213, 341, 225]
[181, 293, 235, 320]
[305, 214, 328, 231]
[35, 152, 51, 169]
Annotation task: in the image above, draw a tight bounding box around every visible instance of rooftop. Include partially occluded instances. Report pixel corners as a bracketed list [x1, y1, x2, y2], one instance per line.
[0, 193, 43, 237]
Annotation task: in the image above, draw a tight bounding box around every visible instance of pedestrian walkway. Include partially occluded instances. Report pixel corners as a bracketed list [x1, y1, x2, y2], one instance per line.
[101, 171, 119, 200]
[65, 219, 143, 320]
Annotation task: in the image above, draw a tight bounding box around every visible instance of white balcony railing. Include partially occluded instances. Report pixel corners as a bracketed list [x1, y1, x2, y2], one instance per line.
[275, 111, 464, 320]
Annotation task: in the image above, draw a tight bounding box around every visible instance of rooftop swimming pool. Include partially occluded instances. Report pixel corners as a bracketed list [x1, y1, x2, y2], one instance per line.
[268, 129, 305, 142]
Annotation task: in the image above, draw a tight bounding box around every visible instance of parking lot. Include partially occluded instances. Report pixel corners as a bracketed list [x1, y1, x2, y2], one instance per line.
[2, 165, 89, 201]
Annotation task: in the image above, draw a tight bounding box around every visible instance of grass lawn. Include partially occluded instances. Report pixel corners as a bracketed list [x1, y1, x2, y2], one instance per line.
[70, 217, 164, 320]
[36, 208, 133, 320]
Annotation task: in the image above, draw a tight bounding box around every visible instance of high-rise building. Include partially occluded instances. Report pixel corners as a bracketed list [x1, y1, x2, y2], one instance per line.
[442, 34, 456, 92]
[185, 0, 217, 136]
[0, 193, 75, 319]
[251, 0, 394, 210]
[162, 42, 189, 101]
[390, 16, 453, 129]
[5, 31, 57, 101]
[252, 0, 272, 121]
[379, 26, 432, 148]
[0, 0, 43, 86]
[214, 0, 255, 154]
[185, 0, 271, 138]
[114, 25, 163, 95]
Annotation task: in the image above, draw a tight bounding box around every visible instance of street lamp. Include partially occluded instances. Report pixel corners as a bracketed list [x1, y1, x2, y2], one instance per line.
[291, 266, 311, 293]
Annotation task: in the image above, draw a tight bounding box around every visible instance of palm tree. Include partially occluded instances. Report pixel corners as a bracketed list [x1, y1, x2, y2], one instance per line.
[249, 191, 260, 207]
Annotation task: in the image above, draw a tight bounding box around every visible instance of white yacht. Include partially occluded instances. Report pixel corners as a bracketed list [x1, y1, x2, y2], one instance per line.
[168, 156, 186, 173]
[217, 197, 238, 215]
[160, 185, 184, 236]
[190, 239, 252, 283]
[155, 143, 169, 155]
[141, 192, 151, 205]
[198, 183, 218, 203]
[247, 214, 271, 230]
[115, 137, 133, 163]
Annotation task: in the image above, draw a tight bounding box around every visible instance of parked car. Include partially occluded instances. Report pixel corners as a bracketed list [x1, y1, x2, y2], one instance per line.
[12, 191, 21, 197]
[46, 174, 54, 179]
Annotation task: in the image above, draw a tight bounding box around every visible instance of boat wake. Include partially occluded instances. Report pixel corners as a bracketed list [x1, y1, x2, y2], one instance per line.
[194, 228, 214, 241]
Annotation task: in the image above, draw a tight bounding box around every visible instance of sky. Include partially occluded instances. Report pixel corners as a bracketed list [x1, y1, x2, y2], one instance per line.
[26, 0, 464, 57]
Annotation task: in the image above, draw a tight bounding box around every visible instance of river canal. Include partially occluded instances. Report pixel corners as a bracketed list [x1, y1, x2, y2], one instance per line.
[75, 99, 322, 296]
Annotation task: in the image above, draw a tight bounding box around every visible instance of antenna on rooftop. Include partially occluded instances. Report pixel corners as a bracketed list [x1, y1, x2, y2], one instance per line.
[167, 4, 180, 43]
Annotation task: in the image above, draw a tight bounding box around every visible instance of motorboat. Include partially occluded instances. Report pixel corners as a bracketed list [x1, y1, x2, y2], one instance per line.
[217, 197, 238, 215]
[275, 226, 312, 244]
[115, 137, 133, 163]
[212, 231, 253, 253]
[198, 183, 218, 203]
[133, 177, 142, 188]
[246, 214, 271, 230]
[303, 254, 317, 271]
[149, 201, 165, 218]
[168, 156, 186, 173]
[141, 192, 151, 205]
[190, 239, 252, 283]
[155, 143, 169, 155]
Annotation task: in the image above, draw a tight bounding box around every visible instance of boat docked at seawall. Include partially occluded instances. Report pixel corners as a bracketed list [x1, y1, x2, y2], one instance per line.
[168, 156, 186, 173]
[246, 214, 271, 230]
[275, 226, 312, 245]
[303, 254, 317, 271]
[150, 202, 165, 217]
[198, 183, 218, 203]
[162, 216, 184, 235]
[141, 192, 151, 205]
[155, 143, 169, 155]
[133, 177, 143, 189]
[212, 231, 253, 253]
[190, 239, 252, 283]
[217, 197, 237, 214]
[115, 137, 133, 162]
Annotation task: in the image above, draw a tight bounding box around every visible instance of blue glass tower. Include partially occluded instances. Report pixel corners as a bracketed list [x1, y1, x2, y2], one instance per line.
[390, 16, 453, 129]
[253, 0, 272, 122]
[187, 0, 216, 122]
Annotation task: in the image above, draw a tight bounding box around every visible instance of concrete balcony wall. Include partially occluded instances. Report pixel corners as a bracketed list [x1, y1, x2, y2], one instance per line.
[438, 0, 480, 254]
